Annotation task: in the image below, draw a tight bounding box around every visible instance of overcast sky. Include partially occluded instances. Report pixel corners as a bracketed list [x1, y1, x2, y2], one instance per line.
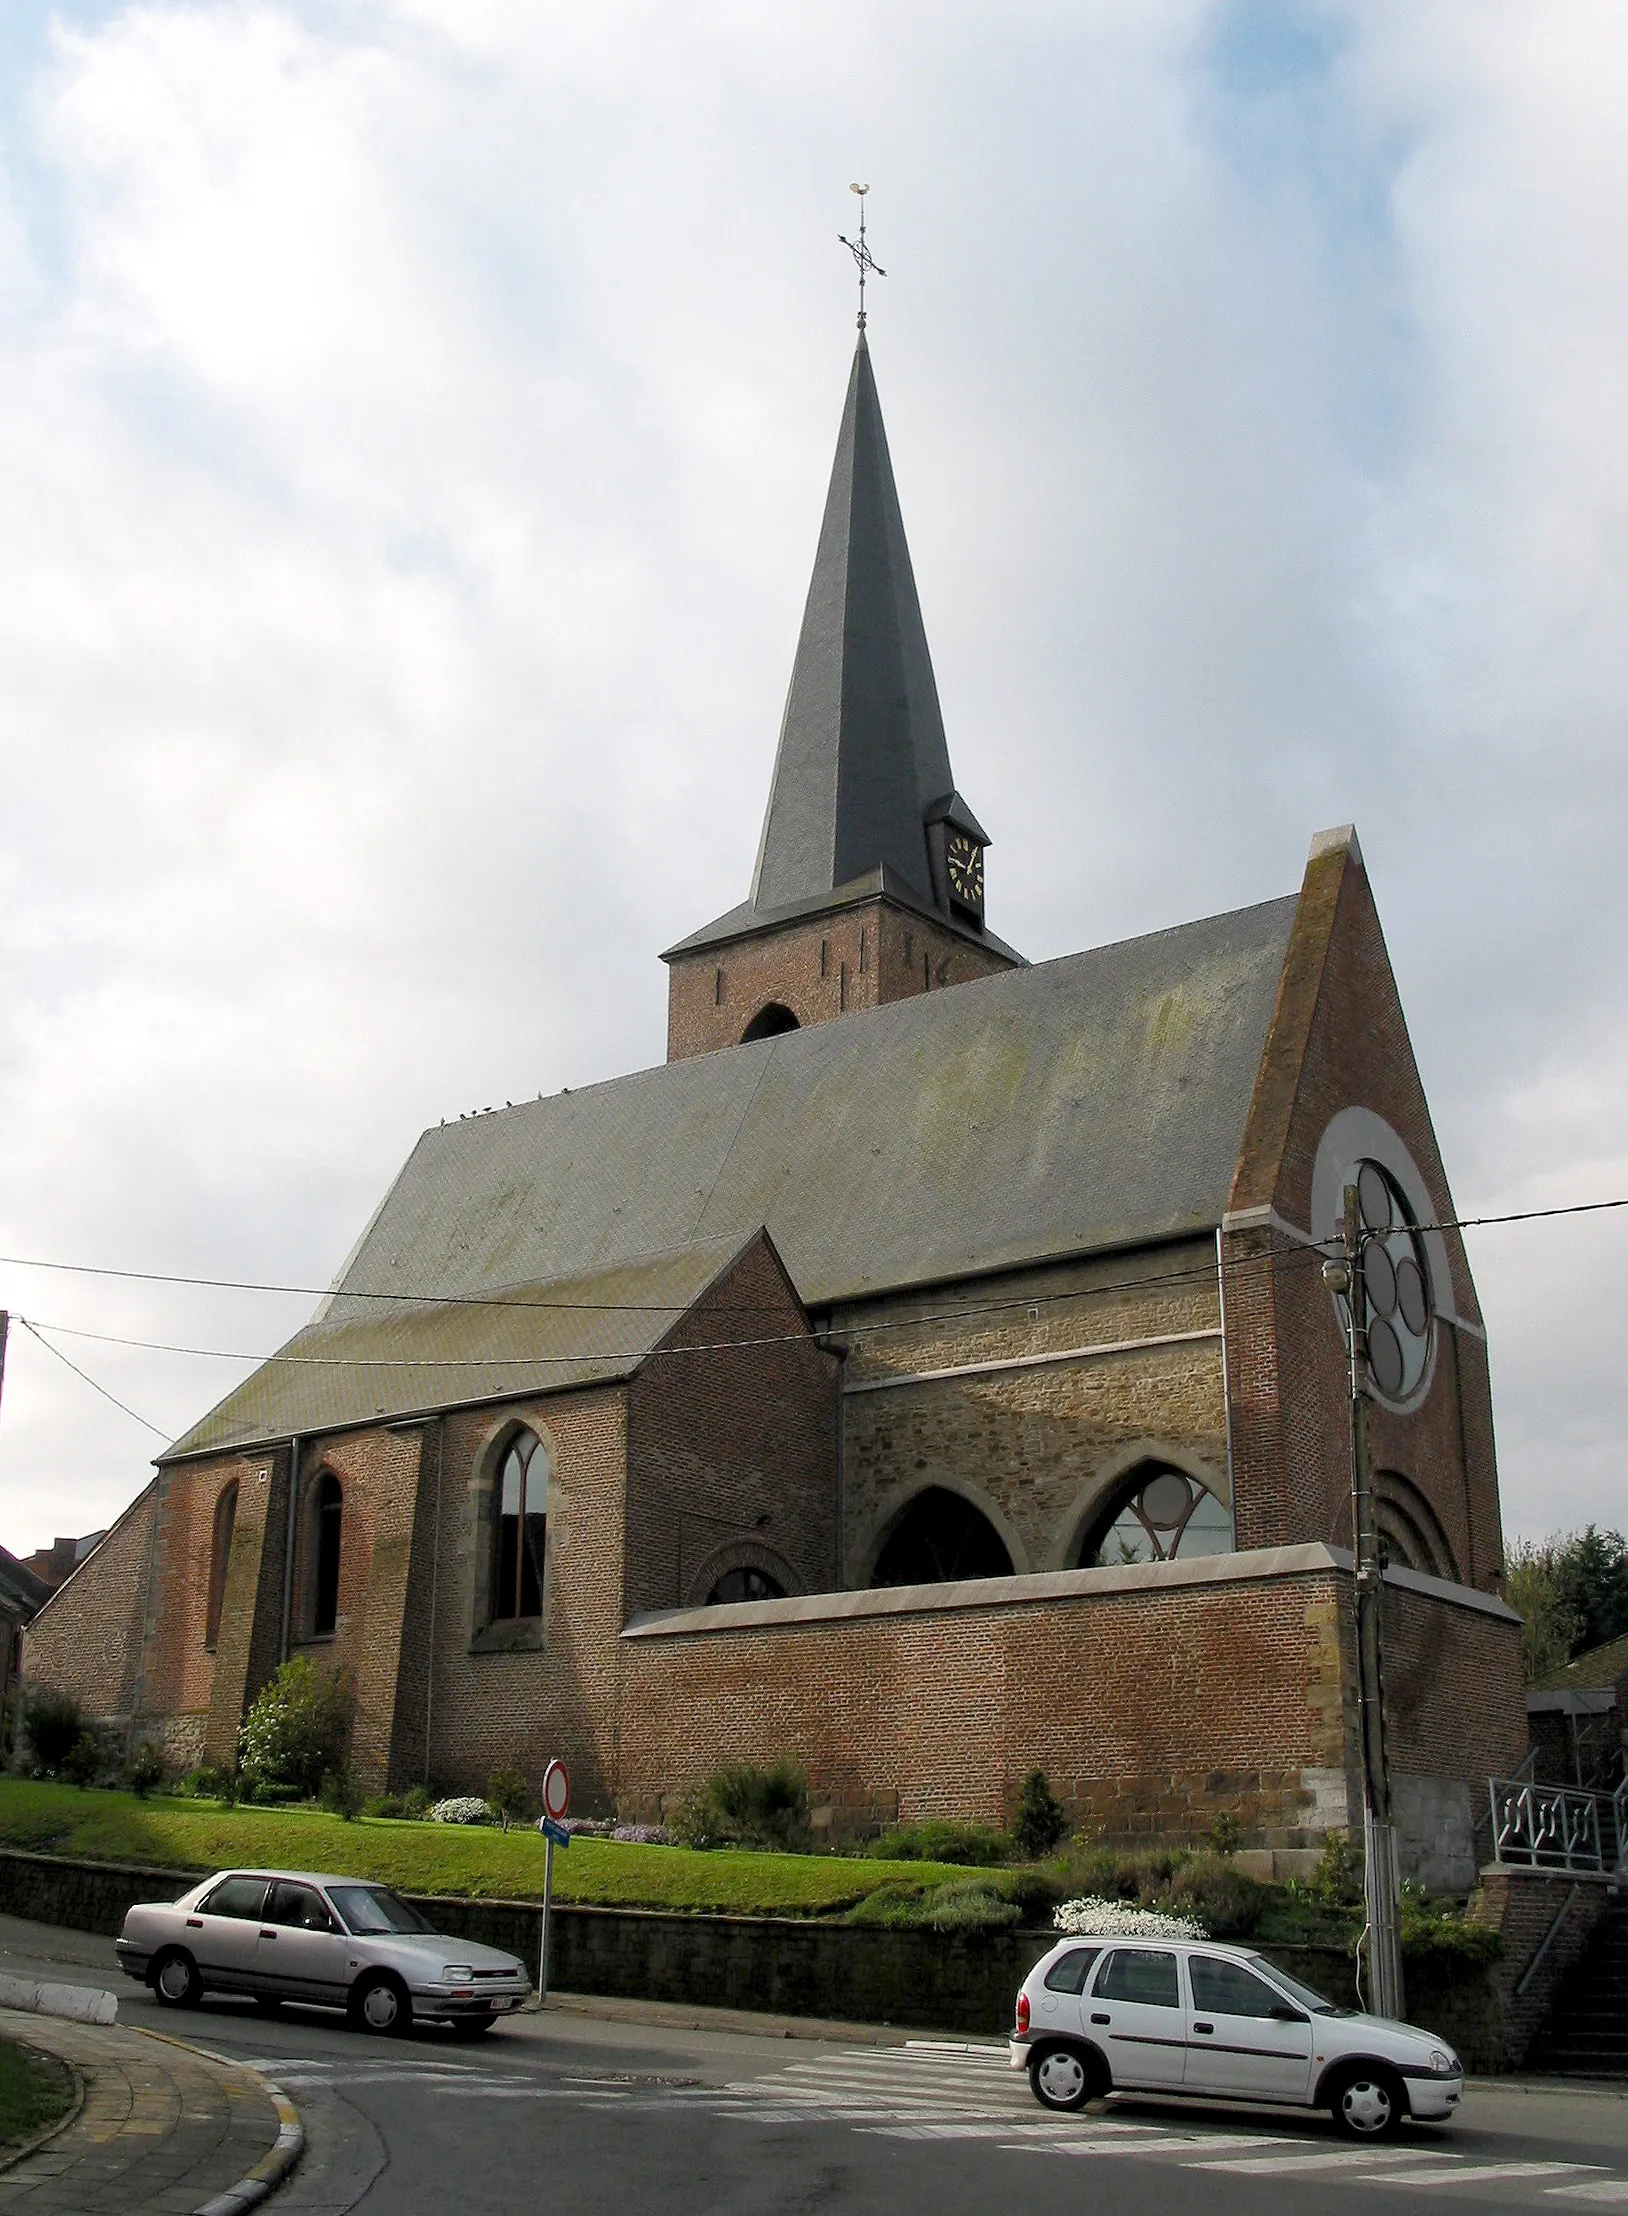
[0, 0, 1624, 1559]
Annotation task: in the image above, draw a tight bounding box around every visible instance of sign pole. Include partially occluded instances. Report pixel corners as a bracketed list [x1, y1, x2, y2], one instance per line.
[538, 1830, 554, 2005]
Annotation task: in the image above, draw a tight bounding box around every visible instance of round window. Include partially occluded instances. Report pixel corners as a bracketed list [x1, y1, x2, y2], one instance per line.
[1351, 1159, 1433, 1404]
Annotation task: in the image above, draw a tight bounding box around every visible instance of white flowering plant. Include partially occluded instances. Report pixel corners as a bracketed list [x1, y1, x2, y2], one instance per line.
[1053, 1896, 1207, 1939]
[429, 1795, 495, 1826]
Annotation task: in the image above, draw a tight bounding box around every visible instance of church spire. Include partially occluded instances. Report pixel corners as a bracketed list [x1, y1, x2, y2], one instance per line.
[749, 333, 974, 917]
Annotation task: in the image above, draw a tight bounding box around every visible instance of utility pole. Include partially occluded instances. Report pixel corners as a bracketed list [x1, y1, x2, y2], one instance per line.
[1326, 1187, 1405, 2020]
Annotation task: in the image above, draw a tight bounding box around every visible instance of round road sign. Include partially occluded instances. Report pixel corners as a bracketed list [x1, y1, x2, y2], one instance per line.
[542, 1759, 570, 1822]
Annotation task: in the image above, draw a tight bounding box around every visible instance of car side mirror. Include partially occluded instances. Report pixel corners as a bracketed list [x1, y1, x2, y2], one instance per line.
[1269, 2003, 1308, 2022]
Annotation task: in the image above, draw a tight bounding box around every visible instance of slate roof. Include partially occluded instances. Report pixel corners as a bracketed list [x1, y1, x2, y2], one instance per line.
[1535, 1631, 1628, 1693]
[163, 893, 1297, 1460]
[165, 1236, 763, 1460]
[675, 336, 1000, 958]
[0, 1544, 50, 1622]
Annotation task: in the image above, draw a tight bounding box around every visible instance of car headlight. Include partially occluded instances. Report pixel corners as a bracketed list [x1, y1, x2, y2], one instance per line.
[444, 1965, 475, 1983]
[1429, 2048, 1456, 2074]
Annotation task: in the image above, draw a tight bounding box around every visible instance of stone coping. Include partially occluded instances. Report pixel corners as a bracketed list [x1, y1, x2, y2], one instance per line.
[624, 1542, 1520, 1638]
[1527, 1687, 1618, 1714]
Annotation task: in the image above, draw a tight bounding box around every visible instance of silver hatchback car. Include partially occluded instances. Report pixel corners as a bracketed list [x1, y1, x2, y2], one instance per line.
[115, 1868, 531, 2036]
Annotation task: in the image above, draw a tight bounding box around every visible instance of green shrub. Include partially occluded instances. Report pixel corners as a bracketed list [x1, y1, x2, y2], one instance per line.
[1164, 1854, 1269, 1938]
[1206, 1811, 1244, 1856]
[847, 1876, 1022, 1932]
[362, 1793, 404, 1820]
[175, 1765, 235, 1802]
[673, 1759, 809, 1850]
[1012, 1770, 1067, 1859]
[1398, 1886, 1502, 1967]
[1311, 1831, 1364, 1910]
[487, 1768, 530, 1831]
[319, 1768, 360, 1821]
[61, 1731, 107, 1789]
[1001, 1867, 1066, 1926]
[401, 1785, 432, 1821]
[22, 1687, 84, 1774]
[867, 1820, 1011, 1866]
[125, 1743, 165, 1800]
[237, 1658, 350, 1801]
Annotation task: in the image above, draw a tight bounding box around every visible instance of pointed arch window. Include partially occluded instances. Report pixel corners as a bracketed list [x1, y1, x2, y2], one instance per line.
[1079, 1464, 1233, 1568]
[205, 1481, 238, 1651]
[493, 1430, 548, 1622]
[311, 1473, 343, 1637]
[870, 1486, 1013, 1587]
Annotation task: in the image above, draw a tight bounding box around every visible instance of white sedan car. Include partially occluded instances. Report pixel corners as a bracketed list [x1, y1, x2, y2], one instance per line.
[115, 1868, 531, 2036]
[1011, 1936, 1462, 2140]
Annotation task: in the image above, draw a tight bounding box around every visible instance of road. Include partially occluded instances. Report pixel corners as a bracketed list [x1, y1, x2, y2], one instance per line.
[3, 1913, 1627, 2215]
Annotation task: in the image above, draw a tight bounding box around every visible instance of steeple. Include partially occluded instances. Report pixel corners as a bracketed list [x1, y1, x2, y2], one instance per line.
[751, 334, 965, 916]
[663, 335, 1020, 1060]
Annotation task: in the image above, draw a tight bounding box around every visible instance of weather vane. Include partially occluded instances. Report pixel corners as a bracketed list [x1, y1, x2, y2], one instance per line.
[839, 183, 885, 332]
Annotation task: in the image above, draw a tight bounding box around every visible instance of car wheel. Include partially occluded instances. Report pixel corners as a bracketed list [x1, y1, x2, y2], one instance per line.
[151, 1950, 202, 2009]
[350, 1972, 411, 2037]
[449, 2013, 497, 2039]
[1029, 2044, 1099, 2113]
[1329, 2064, 1405, 2140]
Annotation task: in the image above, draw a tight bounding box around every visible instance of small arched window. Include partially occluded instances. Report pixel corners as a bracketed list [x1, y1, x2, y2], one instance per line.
[706, 1566, 786, 1605]
[1080, 1464, 1234, 1568]
[493, 1430, 548, 1622]
[870, 1487, 1014, 1587]
[311, 1473, 343, 1637]
[205, 1480, 238, 1651]
[741, 1003, 799, 1043]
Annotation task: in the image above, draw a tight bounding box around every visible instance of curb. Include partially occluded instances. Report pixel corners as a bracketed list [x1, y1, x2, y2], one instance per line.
[130, 2029, 305, 2214]
[0, 1972, 117, 2026]
[191, 2086, 303, 2216]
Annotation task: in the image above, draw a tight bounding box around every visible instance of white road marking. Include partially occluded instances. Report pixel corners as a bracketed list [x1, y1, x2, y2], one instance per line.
[1548, 2186, 1628, 2205]
[1192, 2149, 1464, 2175]
[1362, 2164, 1602, 2188]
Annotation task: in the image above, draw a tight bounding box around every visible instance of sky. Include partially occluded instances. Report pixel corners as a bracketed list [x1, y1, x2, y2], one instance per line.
[0, 0, 1624, 1558]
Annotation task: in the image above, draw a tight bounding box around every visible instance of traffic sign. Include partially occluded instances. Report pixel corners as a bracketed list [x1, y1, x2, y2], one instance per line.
[541, 1758, 570, 1822]
[540, 1815, 570, 1848]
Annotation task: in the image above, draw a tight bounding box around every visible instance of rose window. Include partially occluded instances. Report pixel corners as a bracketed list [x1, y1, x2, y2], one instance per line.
[1353, 1159, 1433, 1403]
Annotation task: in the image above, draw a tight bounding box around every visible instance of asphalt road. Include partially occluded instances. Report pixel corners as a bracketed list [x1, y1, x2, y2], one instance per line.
[4, 1913, 1628, 2216]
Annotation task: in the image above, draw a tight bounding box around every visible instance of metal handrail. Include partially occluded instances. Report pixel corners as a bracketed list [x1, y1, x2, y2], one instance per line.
[1489, 1776, 1609, 1873]
[1613, 1776, 1628, 1872]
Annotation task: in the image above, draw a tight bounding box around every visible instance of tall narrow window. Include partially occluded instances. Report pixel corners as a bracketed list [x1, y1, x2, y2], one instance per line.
[312, 1473, 343, 1636]
[205, 1481, 238, 1651]
[493, 1430, 548, 1622]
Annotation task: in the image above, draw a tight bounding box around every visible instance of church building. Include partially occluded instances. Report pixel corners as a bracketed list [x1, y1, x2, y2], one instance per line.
[26, 333, 1526, 1886]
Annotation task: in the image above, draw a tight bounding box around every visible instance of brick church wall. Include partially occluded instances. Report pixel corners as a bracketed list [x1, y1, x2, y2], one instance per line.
[834, 1241, 1228, 1583]
[1224, 838, 1504, 1592]
[22, 1485, 155, 1740]
[666, 896, 1012, 1060]
[625, 1233, 840, 1611]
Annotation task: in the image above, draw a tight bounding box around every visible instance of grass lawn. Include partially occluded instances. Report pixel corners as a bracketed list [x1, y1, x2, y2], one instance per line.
[0, 1782, 969, 1917]
[0, 2039, 74, 2148]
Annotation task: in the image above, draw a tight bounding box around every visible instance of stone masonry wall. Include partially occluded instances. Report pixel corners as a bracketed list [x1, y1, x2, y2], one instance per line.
[665, 895, 1013, 1060]
[21, 1486, 155, 1741]
[834, 1241, 1227, 1584]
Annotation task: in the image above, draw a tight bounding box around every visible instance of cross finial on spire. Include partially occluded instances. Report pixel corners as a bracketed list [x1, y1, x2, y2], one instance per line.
[839, 182, 885, 332]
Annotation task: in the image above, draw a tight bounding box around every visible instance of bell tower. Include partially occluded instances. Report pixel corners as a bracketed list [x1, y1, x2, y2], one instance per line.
[662, 333, 1022, 1060]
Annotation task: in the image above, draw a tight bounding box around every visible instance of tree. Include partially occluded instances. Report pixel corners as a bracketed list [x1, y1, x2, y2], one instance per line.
[237, 1658, 351, 1800]
[487, 1768, 529, 1831]
[1011, 1769, 1067, 1858]
[1504, 1527, 1628, 1683]
[22, 1686, 85, 1774]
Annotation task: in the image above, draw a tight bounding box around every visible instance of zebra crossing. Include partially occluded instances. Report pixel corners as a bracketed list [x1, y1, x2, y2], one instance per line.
[247, 2039, 1628, 2203]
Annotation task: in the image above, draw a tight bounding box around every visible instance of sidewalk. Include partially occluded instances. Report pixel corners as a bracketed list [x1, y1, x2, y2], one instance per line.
[0, 2006, 299, 2216]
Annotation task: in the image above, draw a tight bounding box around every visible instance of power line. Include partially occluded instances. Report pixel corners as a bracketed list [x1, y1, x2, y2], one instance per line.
[14, 1317, 169, 1441]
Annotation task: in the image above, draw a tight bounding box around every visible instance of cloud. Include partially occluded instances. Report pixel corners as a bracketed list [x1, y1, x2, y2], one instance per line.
[0, 0, 1624, 1550]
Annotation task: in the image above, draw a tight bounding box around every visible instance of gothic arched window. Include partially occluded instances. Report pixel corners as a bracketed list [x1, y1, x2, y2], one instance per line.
[706, 1566, 786, 1605]
[1080, 1464, 1234, 1568]
[870, 1487, 1014, 1587]
[205, 1480, 238, 1651]
[493, 1430, 548, 1622]
[311, 1473, 343, 1637]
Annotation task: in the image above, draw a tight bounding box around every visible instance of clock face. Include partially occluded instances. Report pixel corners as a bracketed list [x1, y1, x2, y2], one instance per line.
[946, 833, 985, 913]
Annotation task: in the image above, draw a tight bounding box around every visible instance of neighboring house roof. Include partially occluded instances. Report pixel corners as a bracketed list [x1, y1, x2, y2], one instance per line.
[672, 336, 1006, 960]
[164, 892, 1296, 1460]
[1535, 1631, 1628, 1694]
[0, 1544, 52, 1623]
[165, 1234, 777, 1461]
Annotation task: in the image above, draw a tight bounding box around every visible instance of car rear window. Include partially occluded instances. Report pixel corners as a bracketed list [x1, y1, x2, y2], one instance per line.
[1043, 1947, 1102, 1994]
[327, 1885, 434, 1936]
[200, 1876, 270, 1920]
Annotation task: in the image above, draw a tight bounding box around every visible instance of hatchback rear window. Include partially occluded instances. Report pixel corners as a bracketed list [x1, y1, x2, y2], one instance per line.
[1093, 1948, 1180, 2008]
[327, 1885, 434, 1936]
[1043, 1947, 1101, 1994]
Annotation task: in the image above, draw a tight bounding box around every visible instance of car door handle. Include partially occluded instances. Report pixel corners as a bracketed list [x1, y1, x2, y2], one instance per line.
[186, 1918, 202, 1929]
[259, 1929, 277, 1939]
[1091, 2012, 1110, 2025]
[1193, 2022, 1214, 2034]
